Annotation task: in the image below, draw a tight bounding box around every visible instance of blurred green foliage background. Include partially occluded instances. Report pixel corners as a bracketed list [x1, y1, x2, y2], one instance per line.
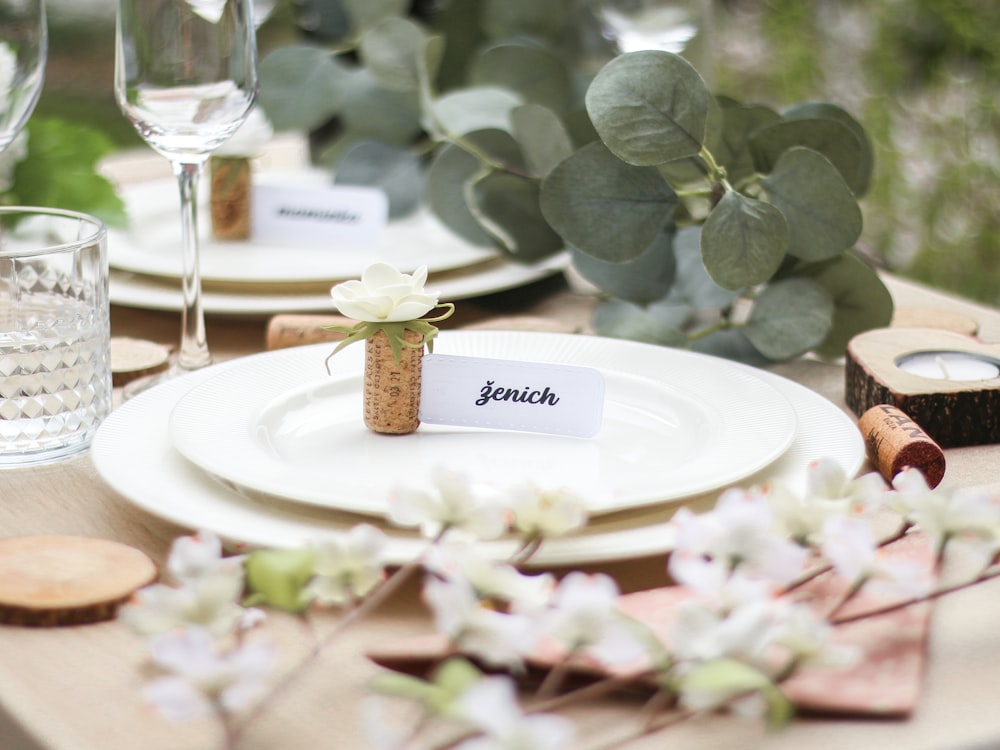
[41, 0, 1000, 307]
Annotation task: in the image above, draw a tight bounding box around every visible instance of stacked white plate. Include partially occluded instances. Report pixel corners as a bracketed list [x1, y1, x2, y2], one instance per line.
[91, 332, 865, 567]
[106, 170, 569, 316]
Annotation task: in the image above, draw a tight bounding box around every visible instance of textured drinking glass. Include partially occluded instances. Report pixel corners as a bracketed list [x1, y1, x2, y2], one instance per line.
[0, 207, 111, 466]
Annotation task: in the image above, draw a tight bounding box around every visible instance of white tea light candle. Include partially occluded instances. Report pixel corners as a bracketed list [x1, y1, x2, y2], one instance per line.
[896, 352, 1000, 381]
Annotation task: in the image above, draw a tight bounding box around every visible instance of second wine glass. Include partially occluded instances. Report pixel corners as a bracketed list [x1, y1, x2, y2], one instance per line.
[114, 0, 258, 384]
[0, 0, 46, 153]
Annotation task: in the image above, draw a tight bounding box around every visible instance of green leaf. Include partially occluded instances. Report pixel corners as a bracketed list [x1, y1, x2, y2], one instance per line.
[593, 298, 689, 347]
[472, 171, 564, 261]
[359, 17, 429, 92]
[712, 97, 782, 185]
[749, 117, 869, 197]
[243, 548, 317, 613]
[425, 142, 494, 247]
[511, 103, 574, 177]
[540, 141, 678, 262]
[371, 657, 483, 716]
[480, 0, 574, 40]
[803, 252, 894, 359]
[570, 226, 677, 305]
[701, 191, 787, 290]
[430, 86, 523, 137]
[469, 43, 572, 112]
[585, 50, 710, 166]
[690, 328, 771, 366]
[258, 46, 346, 131]
[677, 659, 794, 730]
[744, 277, 834, 360]
[760, 146, 863, 262]
[671, 226, 739, 308]
[337, 67, 423, 146]
[334, 140, 423, 218]
[783, 101, 873, 197]
[342, 0, 409, 31]
[11, 119, 126, 227]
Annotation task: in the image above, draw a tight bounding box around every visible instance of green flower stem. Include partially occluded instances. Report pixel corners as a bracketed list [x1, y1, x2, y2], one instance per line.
[685, 319, 733, 343]
[323, 303, 456, 367]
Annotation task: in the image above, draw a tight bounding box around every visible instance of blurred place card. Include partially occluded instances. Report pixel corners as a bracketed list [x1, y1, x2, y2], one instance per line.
[420, 354, 605, 438]
[251, 184, 388, 246]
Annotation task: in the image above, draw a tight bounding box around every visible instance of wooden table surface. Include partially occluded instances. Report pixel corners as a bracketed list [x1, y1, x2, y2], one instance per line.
[3, 150, 1000, 749]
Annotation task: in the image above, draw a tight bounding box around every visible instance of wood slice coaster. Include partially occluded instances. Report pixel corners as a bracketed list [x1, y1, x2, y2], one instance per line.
[0, 536, 158, 627]
[110, 337, 172, 387]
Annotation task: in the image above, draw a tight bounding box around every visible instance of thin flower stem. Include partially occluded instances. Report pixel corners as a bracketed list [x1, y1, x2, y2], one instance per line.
[536, 655, 573, 700]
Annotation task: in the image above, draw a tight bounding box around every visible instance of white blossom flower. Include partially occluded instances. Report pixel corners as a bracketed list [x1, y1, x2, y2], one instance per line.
[767, 599, 859, 670]
[167, 530, 240, 584]
[425, 541, 555, 615]
[143, 627, 275, 722]
[669, 597, 778, 667]
[119, 572, 250, 637]
[214, 106, 273, 157]
[390, 466, 509, 540]
[668, 552, 773, 612]
[538, 572, 647, 667]
[821, 515, 931, 598]
[307, 524, 387, 605]
[668, 488, 808, 585]
[805, 458, 887, 513]
[331, 262, 439, 323]
[507, 481, 589, 539]
[454, 676, 576, 750]
[423, 575, 537, 669]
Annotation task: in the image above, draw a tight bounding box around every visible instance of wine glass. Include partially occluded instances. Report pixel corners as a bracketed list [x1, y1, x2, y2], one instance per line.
[0, 0, 47, 153]
[114, 0, 258, 386]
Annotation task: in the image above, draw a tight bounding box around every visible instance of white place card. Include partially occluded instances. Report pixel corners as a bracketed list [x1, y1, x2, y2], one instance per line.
[419, 354, 605, 438]
[251, 184, 388, 246]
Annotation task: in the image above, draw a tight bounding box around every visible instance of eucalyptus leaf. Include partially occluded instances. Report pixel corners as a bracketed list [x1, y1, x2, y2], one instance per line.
[570, 226, 677, 305]
[784, 101, 873, 197]
[803, 252, 894, 359]
[429, 86, 523, 137]
[701, 191, 787, 290]
[749, 117, 869, 197]
[585, 50, 710, 166]
[540, 141, 678, 262]
[760, 146, 863, 262]
[511, 103, 574, 177]
[358, 17, 429, 92]
[472, 171, 564, 260]
[426, 143, 495, 247]
[334, 140, 423, 218]
[690, 328, 771, 365]
[258, 46, 346, 131]
[295, 0, 351, 43]
[342, 0, 409, 31]
[671, 226, 739, 308]
[337, 67, 423, 145]
[593, 298, 689, 347]
[481, 0, 574, 40]
[470, 43, 572, 112]
[712, 97, 782, 185]
[744, 277, 834, 360]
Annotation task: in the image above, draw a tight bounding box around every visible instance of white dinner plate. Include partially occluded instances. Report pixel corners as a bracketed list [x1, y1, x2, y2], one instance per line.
[168, 333, 798, 517]
[91, 343, 865, 567]
[106, 172, 499, 284]
[109, 253, 569, 316]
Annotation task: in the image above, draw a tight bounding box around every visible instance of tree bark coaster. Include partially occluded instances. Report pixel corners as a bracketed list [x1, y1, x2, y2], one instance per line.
[0, 536, 159, 627]
[110, 337, 172, 387]
[846, 328, 1000, 448]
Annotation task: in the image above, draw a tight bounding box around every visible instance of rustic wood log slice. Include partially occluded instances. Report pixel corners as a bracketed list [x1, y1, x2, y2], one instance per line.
[110, 337, 172, 387]
[0, 536, 158, 627]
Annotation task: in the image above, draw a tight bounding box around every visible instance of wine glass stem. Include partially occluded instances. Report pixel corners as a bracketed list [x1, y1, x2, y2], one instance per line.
[172, 158, 212, 371]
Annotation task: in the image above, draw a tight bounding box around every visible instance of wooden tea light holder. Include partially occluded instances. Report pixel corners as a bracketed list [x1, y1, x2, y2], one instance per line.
[846, 327, 1000, 450]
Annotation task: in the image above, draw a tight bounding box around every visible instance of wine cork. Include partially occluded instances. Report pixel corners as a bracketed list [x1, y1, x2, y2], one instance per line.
[858, 404, 946, 488]
[210, 156, 252, 240]
[364, 329, 423, 434]
[265, 314, 353, 350]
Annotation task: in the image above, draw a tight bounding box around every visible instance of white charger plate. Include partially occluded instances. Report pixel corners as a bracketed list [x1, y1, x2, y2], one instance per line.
[91, 341, 865, 567]
[106, 172, 499, 284]
[168, 333, 798, 517]
[109, 253, 569, 316]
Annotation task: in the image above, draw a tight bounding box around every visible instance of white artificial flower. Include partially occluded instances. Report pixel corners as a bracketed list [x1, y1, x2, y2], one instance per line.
[167, 530, 241, 584]
[806, 458, 887, 513]
[538, 572, 647, 667]
[143, 627, 275, 722]
[119, 571, 249, 637]
[423, 575, 536, 669]
[669, 488, 809, 586]
[215, 106, 274, 157]
[767, 599, 859, 670]
[668, 552, 773, 612]
[390, 466, 509, 540]
[820, 515, 931, 599]
[330, 262, 439, 323]
[507, 481, 589, 539]
[307, 524, 387, 605]
[424, 541, 555, 615]
[669, 597, 778, 667]
[454, 676, 576, 750]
